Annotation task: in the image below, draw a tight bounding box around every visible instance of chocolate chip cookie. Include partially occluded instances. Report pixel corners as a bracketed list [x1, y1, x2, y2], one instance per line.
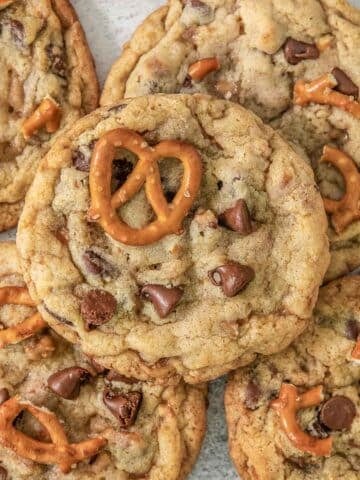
[17, 94, 329, 383]
[0, 242, 206, 479]
[0, 0, 99, 231]
[101, 0, 360, 282]
[225, 275, 360, 480]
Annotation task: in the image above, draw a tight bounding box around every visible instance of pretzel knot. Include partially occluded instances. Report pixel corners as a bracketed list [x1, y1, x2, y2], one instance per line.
[0, 286, 46, 348]
[319, 146, 360, 233]
[294, 73, 360, 118]
[88, 128, 202, 246]
[0, 397, 106, 473]
[22, 97, 61, 140]
[271, 383, 332, 457]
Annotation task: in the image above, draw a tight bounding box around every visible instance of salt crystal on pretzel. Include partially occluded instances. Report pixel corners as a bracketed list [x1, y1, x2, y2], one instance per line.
[0, 397, 106, 473]
[271, 383, 333, 457]
[0, 286, 46, 348]
[88, 128, 202, 246]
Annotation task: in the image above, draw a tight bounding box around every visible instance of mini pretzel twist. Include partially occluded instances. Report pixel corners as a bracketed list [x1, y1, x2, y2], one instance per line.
[271, 383, 332, 457]
[0, 397, 107, 473]
[22, 97, 62, 140]
[0, 286, 46, 348]
[88, 128, 202, 246]
[294, 73, 360, 118]
[320, 146, 360, 233]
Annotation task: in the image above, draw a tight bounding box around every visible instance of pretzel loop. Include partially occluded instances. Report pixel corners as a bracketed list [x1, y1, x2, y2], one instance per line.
[271, 383, 332, 457]
[294, 73, 360, 118]
[22, 98, 62, 140]
[0, 397, 106, 473]
[319, 146, 360, 233]
[88, 129, 202, 246]
[0, 286, 46, 348]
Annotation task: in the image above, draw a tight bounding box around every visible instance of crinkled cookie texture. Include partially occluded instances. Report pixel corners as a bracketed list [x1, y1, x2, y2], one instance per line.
[0, 0, 98, 231]
[0, 242, 206, 480]
[17, 94, 329, 383]
[225, 275, 360, 480]
[101, 0, 360, 282]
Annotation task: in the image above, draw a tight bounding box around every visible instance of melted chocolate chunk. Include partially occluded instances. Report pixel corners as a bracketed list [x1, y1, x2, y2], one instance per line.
[345, 319, 360, 341]
[103, 389, 142, 428]
[183, 75, 193, 88]
[332, 68, 359, 98]
[141, 284, 183, 318]
[0, 388, 9, 405]
[219, 199, 252, 235]
[283, 38, 319, 65]
[48, 367, 91, 400]
[83, 250, 114, 277]
[244, 380, 261, 410]
[209, 263, 255, 297]
[80, 289, 117, 330]
[72, 150, 90, 172]
[46, 44, 66, 78]
[9, 19, 24, 46]
[320, 395, 356, 431]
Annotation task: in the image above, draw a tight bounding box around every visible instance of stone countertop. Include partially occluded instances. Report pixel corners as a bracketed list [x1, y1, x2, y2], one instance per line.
[3, 0, 360, 478]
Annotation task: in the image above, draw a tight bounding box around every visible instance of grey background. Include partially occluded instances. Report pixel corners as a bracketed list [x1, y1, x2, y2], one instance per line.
[2, 0, 360, 478]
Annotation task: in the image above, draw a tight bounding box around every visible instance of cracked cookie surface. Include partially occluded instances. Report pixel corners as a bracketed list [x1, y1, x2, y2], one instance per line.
[0, 0, 99, 231]
[17, 94, 329, 383]
[101, 0, 360, 282]
[225, 274, 360, 480]
[0, 242, 206, 479]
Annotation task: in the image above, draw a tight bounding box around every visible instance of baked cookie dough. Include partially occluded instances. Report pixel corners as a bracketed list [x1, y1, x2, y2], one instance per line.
[17, 94, 329, 383]
[0, 0, 99, 231]
[101, 0, 360, 282]
[225, 275, 360, 480]
[0, 242, 206, 479]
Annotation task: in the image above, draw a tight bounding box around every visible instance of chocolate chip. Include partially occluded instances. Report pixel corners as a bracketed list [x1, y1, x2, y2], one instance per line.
[81, 289, 117, 330]
[219, 199, 252, 235]
[83, 250, 114, 277]
[141, 284, 183, 318]
[106, 371, 138, 384]
[332, 68, 359, 98]
[209, 263, 255, 297]
[183, 75, 193, 88]
[283, 38, 319, 65]
[0, 388, 9, 405]
[217, 180, 223, 190]
[103, 389, 142, 428]
[9, 19, 24, 46]
[244, 380, 261, 410]
[345, 319, 360, 341]
[112, 159, 133, 190]
[0, 466, 7, 480]
[46, 44, 66, 78]
[48, 367, 91, 400]
[320, 395, 356, 431]
[72, 150, 90, 172]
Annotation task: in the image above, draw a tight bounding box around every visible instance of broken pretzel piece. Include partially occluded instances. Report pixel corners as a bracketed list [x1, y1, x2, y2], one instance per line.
[0, 286, 46, 348]
[22, 97, 61, 140]
[294, 73, 360, 119]
[188, 57, 220, 81]
[271, 383, 332, 457]
[320, 146, 360, 234]
[0, 396, 106, 473]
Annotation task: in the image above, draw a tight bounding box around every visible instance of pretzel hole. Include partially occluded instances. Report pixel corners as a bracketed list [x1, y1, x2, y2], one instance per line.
[14, 410, 52, 443]
[158, 156, 184, 202]
[110, 147, 137, 193]
[317, 162, 345, 202]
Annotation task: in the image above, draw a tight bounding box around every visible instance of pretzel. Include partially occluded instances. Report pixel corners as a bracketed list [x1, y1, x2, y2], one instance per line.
[271, 383, 332, 457]
[22, 97, 61, 140]
[0, 286, 46, 348]
[188, 58, 220, 81]
[319, 146, 360, 233]
[294, 73, 360, 118]
[0, 0, 15, 8]
[0, 397, 106, 473]
[352, 340, 360, 361]
[88, 128, 202, 246]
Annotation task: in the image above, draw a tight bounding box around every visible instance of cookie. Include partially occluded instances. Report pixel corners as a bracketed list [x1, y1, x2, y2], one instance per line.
[101, 0, 360, 282]
[0, 242, 206, 479]
[225, 275, 360, 480]
[17, 94, 329, 384]
[0, 0, 99, 231]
